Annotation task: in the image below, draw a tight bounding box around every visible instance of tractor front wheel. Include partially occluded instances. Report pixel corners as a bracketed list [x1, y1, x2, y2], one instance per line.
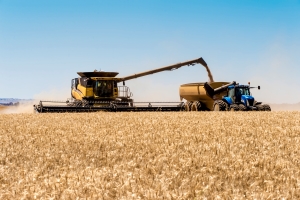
[262, 104, 271, 111]
[238, 104, 247, 111]
[230, 104, 239, 111]
[256, 104, 264, 111]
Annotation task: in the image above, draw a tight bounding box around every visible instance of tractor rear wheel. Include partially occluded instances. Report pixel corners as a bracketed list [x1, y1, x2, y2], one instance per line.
[262, 104, 271, 111]
[238, 104, 247, 111]
[213, 100, 226, 111]
[230, 104, 239, 111]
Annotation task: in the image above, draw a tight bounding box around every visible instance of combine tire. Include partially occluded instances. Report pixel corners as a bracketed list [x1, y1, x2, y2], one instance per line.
[262, 104, 271, 111]
[238, 104, 247, 111]
[191, 101, 201, 111]
[213, 100, 226, 111]
[230, 104, 239, 111]
[185, 101, 192, 111]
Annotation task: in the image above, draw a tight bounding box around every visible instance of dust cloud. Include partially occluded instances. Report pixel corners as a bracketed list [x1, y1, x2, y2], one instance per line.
[0, 87, 71, 114]
[270, 103, 300, 111]
[0, 101, 37, 114]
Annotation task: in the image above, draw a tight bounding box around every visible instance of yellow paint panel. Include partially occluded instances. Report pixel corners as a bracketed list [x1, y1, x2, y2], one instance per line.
[86, 87, 93, 97]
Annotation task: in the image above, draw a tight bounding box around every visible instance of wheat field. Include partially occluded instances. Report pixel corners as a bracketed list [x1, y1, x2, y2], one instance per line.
[0, 112, 300, 199]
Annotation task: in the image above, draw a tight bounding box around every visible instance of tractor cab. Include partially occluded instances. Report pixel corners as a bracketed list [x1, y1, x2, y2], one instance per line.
[224, 84, 255, 107]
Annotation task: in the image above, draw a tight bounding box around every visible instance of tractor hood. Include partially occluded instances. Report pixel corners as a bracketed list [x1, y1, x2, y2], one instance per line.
[241, 95, 255, 106]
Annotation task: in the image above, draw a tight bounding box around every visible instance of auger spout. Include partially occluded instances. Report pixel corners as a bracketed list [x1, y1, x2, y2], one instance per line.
[119, 57, 210, 82]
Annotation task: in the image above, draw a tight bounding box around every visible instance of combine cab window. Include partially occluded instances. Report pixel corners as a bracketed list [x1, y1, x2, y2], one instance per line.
[79, 78, 93, 87]
[94, 80, 113, 97]
[71, 78, 79, 89]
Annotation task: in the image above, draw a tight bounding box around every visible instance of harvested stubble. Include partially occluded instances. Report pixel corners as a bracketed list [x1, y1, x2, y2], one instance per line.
[0, 112, 300, 199]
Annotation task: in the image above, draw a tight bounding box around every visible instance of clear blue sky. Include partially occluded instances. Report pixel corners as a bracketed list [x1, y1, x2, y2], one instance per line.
[1, 0, 299, 103]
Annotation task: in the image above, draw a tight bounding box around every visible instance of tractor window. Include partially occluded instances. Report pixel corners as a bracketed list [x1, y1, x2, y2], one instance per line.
[237, 88, 250, 95]
[228, 88, 235, 99]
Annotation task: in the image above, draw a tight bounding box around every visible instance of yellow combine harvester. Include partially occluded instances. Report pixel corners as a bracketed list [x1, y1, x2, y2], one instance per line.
[34, 57, 208, 112]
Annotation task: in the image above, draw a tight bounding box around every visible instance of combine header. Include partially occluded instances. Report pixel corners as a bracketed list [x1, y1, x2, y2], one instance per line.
[34, 57, 208, 113]
[34, 100, 184, 113]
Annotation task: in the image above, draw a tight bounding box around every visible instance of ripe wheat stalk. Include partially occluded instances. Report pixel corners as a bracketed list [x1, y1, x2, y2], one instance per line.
[0, 112, 299, 199]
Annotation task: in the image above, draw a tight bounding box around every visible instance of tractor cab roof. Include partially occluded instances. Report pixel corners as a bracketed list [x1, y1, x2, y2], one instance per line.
[235, 85, 250, 88]
[228, 84, 250, 89]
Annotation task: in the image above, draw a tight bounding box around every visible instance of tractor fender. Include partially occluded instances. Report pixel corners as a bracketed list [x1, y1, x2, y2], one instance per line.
[222, 97, 232, 106]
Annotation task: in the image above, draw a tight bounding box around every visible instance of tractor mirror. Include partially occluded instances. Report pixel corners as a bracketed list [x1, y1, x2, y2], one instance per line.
[258, 86, 260, 90]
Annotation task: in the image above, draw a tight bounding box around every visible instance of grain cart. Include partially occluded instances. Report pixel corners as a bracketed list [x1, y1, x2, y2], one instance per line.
[179, 81, 270, 111]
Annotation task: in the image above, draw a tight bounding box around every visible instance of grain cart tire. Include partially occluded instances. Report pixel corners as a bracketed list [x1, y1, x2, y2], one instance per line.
[262, 104, 271, 111]
[238, 104, 247, 111]
[256, 104, 264, 111]
[230, 104, 239, 111]
[185, 101, 192, 111]
[213, 100, 226, 111]
[191, 101, 201, 111]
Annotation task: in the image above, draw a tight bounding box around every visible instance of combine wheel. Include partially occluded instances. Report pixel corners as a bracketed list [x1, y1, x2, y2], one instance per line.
[185, 101, 192, 111]
[262, 104, 271, 111]
[82, 100, 90, 107]
[238, 104, 247, 111]
[68, 100, 82, 107]
[191, 101, 201, 111]
[213, 100, 226, 111]
[230, 104, 239, 111]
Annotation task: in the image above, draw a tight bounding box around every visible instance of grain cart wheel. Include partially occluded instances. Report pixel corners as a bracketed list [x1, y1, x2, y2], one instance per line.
[256, 104, 264, 111]
[230, 104, 239, 111]
[238, 104, 247, 111]
[213, 100, 226, 111]
[185, 101, 192, 111]
[262, 104, 271, 111]
[191, 101, 201, 111]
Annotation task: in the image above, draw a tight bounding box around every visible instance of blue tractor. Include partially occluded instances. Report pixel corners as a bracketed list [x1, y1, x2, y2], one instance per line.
[204, 81, 271, 111]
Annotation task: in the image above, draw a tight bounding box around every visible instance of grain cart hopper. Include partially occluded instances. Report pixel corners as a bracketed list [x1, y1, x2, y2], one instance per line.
[179, 81, 271, 111]
[34, 57, 208, 113]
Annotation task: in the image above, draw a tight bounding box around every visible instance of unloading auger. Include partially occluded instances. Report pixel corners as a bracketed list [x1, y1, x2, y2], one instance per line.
[34, 57, 208, 113]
